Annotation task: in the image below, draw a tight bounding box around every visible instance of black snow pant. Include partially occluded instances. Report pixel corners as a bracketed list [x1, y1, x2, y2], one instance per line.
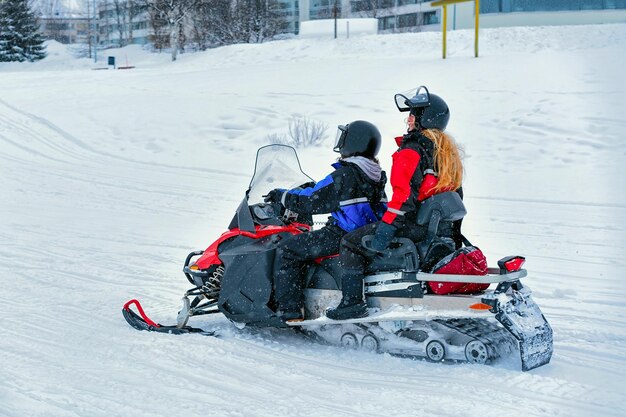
[337, 220, 454, 303]
[340, 221, 430, 269]
[273, 224, 345, 313]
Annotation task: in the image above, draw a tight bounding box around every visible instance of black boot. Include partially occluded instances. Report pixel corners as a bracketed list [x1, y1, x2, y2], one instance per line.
[326, 270, 368, 320]
[326, 301, 367, 320]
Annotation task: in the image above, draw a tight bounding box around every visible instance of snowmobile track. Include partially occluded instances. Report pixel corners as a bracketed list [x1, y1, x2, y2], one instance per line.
[435, 318, 517, 363]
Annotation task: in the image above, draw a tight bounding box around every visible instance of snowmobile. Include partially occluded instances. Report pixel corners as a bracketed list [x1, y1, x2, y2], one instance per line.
[123, 144, 553, 371]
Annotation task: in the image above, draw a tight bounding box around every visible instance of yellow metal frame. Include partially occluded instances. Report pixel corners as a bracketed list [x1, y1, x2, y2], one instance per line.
[431, 0, 480, 59]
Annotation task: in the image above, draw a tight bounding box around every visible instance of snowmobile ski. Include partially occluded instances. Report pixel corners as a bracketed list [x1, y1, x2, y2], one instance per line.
[122, 299, 215, 336]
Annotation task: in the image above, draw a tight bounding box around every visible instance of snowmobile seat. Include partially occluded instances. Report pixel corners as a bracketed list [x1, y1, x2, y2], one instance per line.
[417, 191, 466, 225]
[416, 192, 466, 270]
[365, 237, 420, 274]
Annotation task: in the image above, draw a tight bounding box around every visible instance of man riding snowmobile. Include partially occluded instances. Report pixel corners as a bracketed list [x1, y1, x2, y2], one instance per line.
[264, 120, 387, 321]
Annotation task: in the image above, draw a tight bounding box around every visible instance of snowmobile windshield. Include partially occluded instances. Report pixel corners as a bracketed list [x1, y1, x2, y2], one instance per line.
[247, 145, 314, 204]
[394, 85, 431, 112]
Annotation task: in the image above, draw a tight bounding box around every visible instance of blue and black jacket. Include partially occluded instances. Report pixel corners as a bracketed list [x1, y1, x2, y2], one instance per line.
[280, 160, 387, 233]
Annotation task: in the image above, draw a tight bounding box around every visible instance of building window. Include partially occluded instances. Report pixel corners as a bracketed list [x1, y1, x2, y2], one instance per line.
[481, 0, 626, 14]
[379, 15, 396, 30]
[397, 13, 417, 28]
[351, 0, 374, 12]
[422, 10, 438, 25]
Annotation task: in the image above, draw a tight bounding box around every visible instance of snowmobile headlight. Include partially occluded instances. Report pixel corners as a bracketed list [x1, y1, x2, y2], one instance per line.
[189, 265, 199, 271]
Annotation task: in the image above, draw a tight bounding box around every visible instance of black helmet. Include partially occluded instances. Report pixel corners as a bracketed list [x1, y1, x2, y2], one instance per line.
[394, 86, 450, 131]
[333, 120, 381, 159]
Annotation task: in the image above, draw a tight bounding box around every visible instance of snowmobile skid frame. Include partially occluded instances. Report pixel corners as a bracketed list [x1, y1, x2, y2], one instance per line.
[280, 265, 552, 370]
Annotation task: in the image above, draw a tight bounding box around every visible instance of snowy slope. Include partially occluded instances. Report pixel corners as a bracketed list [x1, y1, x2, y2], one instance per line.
[1, 24, 625, 417]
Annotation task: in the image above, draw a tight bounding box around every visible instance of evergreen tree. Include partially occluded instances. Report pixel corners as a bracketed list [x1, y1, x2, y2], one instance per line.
[0, 0, 47, 62]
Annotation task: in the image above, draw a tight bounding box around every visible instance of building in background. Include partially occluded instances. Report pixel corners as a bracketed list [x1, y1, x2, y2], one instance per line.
[277, 0, 301, 34]
[297, 0, 439, 33]
[39, 15, 92, 44]
[369, 0, 440, 33]
[96, 0, 150, 48]
[299, 0, 347, 22]
[36, 0, 626, 49]
[462, 0, 626, 29]
[297, 0, 626, 35]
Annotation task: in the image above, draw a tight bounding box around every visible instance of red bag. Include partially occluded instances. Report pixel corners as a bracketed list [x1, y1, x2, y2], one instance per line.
[428, 246, 490, 295]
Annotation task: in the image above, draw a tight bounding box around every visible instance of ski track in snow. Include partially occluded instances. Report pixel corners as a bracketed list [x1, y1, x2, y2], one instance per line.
[1, 24, 626, 417]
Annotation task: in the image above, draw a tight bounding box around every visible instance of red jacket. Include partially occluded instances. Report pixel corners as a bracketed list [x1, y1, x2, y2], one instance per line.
[382, 131, 448, 228]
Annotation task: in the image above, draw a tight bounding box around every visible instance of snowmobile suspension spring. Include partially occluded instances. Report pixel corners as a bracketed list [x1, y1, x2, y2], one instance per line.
[202, 265, 224, 293]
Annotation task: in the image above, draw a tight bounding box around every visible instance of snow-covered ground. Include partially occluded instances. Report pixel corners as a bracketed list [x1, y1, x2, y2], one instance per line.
[1, 24, 625, 416]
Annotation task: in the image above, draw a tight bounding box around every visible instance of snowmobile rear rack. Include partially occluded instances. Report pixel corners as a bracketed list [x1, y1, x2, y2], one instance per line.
[364, 268, 526, 296]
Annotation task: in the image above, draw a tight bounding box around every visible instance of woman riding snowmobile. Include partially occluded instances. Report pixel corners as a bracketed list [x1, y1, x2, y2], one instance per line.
[327, 87, 464, 320]
[264, 120, 387, 321]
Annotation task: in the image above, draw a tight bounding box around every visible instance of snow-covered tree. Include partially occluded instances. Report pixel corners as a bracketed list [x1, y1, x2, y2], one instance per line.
[109, 0, 147, 47]
[146, 0, 197, 61]
[189, 0, 286, 48]
[0, 0, 47, 62]
[147, 2, 169, 51]
[232, 0, 286, 44]
[188, 0, 213, 50]
[112, 0, 129, 47]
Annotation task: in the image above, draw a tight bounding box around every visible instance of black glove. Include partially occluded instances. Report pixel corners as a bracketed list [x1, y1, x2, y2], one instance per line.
[263, 189, 285, 204]
[369, 222, 397, 253]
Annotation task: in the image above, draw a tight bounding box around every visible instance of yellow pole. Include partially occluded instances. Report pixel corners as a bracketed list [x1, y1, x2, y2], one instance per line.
[433, 0, 479, 59]
[442, 5, 447, 59]
[475, 0, 479, 57]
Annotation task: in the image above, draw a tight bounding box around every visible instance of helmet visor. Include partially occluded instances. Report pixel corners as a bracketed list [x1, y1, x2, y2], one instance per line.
[333, 124, 348, 153]
[394, 85, 431, 112]
[394, 93, 411, 112]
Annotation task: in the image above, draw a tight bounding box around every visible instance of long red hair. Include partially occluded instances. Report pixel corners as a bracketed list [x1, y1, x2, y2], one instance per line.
[422, 129, 464, 192]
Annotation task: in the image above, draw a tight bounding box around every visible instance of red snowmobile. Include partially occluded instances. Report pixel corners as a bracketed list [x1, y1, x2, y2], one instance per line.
[123, 144, 553, 371]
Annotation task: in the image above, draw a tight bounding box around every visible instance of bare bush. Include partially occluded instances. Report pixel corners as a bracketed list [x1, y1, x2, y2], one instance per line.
[265, 132, 289, 145]
[265, 116, 329, 148]
[287, 116, 328, 148]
